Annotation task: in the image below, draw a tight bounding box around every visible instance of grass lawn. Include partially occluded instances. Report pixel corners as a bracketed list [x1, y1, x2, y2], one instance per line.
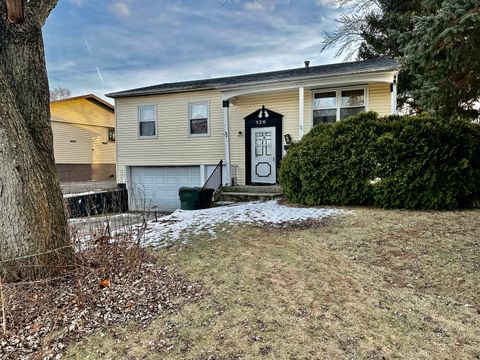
[65, 207, 480, 359]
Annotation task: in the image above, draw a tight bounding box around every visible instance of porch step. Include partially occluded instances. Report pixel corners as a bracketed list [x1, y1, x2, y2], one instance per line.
[214, 185, 283, 203]
[212, 201, 237, 207]
[221, 185, 282, 194]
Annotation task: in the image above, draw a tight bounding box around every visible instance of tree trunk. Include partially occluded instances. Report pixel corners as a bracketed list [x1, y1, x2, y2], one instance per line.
[0, 1, 73, 281]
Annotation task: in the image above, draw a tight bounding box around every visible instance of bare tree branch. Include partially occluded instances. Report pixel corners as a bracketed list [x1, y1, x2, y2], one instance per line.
[320, 14, 367, 59]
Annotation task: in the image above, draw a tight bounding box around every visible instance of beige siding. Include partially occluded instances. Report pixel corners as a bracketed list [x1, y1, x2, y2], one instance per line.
[115, 90, 224, 182]
[116, 82, 393, 185]
[51, 98, 115, 128]
[229, 91, 303, 185]
[52, 121, 116, 164]
[369, 83, 392, 116]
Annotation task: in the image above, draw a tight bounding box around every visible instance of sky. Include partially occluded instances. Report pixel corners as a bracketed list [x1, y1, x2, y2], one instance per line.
[43, 0, 343, 101]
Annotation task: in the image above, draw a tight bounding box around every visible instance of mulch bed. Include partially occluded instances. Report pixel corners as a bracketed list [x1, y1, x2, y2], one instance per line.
[0, 246, 203, 359]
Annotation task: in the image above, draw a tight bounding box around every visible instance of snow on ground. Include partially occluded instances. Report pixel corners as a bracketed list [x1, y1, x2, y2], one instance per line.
[63, 190, 107, 198]
[141, 200, 345, 247]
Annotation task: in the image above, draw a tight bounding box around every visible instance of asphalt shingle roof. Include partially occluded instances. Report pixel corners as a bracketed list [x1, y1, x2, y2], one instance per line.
[106, 57, 398, 98]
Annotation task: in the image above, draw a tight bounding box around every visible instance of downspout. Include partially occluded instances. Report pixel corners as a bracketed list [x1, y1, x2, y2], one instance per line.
[222, 100, 231, 186]
[391, 73, 398, 115]
[298, 86, 305, 138]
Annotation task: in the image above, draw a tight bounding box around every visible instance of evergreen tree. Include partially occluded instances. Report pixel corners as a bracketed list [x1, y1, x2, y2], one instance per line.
[322, 0, 480, 119]
[404, 0, 480, 119]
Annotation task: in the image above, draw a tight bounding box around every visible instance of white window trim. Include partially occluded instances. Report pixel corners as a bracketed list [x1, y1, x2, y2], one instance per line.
[138, 105, 157, 139]
[188, 101, 210, 137]
[311, 85, 368, 127]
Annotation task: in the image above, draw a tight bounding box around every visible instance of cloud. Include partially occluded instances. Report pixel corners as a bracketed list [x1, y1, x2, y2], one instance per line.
[69, 0, 87, 6]
[315, 0, 339, 8]
[110, 1, 131, 18]
[44, 0, 342, 100]
[243, 0, 286, 12]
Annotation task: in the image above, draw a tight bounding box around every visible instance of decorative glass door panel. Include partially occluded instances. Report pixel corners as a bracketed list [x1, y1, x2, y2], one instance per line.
[251, 127, 276, 184]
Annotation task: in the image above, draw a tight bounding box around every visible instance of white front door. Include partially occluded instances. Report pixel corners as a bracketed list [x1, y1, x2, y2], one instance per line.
[251, 127, 276, 184]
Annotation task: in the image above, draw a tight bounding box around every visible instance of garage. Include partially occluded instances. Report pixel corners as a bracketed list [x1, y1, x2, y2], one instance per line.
[129, 166, 201, 211]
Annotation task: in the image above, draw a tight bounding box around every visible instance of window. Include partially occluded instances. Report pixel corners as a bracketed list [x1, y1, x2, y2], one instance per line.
[313, 91, 337, 124]
[138, 105, 156, 137]
[188, 102, 209, 135]
[313, 88, 366, 126]
[255, 131, 272, 156]
[340, 89, 365, 119]
[108, 128, 115, 142]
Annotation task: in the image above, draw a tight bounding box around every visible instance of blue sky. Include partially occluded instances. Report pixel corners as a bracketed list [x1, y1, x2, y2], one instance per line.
[44, 0, 342, 100]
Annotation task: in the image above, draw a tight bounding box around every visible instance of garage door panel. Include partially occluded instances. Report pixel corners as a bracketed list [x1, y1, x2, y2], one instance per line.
[130, 166, 201, 211]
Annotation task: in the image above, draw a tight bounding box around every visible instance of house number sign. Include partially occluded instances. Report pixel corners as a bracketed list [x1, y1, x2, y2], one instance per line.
[255, 119, 267, 125]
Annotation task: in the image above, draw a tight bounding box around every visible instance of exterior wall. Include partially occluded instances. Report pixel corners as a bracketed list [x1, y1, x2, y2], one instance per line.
[229, 90, 308, 185]
[115, 90, 225, 183]
[115, 82, 393, 186]
[50, 97, 116, 182]
[50, 98, 115, 128]
[51, 121, 116, 165]
[56, 164, 116, 182]
[368, 83, 392, 116]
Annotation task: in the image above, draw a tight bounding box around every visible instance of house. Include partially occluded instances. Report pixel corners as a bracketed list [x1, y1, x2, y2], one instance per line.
[107, 58, 399, 211]
[50, 94, 116, 182]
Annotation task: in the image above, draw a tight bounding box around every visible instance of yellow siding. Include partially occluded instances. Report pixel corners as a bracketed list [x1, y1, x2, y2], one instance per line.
[115, 90, 225, 182]
[52, 121, 116, 164]
[50, 98, 115, 128]
[115, 82, 393, 185]
[230, 91, 304, 185]
[368, 83, 392, 116]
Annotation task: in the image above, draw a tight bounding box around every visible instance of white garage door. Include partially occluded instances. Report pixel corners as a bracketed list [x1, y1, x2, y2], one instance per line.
[130, 166, 201, 212]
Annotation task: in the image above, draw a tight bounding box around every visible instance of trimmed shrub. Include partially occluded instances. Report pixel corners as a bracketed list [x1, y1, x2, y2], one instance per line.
[279, 112, 480, 209]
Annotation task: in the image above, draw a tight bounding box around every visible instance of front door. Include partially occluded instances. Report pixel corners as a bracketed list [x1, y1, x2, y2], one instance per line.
[251, 126, 276, 184]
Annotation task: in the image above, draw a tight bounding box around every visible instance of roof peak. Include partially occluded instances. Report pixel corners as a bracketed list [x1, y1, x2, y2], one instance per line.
[51, 94, 114, 110]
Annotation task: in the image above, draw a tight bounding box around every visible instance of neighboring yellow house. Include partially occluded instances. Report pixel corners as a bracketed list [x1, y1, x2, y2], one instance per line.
[107, 58, 399, 211]
[50, 94, 116, 182]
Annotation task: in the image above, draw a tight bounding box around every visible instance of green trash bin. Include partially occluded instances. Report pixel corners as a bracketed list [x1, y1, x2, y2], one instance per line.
[178, 187, 201, 210]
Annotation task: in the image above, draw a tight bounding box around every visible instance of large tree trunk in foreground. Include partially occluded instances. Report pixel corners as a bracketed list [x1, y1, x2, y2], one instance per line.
[0, 0, 72, 281]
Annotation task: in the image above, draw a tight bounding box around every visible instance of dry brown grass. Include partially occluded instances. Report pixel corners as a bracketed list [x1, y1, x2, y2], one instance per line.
[65, 208, 480, 359]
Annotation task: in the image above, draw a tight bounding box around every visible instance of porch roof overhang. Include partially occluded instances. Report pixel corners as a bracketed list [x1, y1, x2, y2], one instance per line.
[219, 70, 397, 101]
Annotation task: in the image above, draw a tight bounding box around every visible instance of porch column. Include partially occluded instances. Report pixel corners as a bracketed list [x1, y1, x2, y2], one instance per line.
[222, 100, 231, 186]
[391, 74, 398, 115]
[298, 86, 304, 138]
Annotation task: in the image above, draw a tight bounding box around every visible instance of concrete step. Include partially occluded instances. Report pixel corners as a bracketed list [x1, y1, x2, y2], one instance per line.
[216, 191, 282, 202]
[221, 185, 282, 194]
[212, 200, 238, 207]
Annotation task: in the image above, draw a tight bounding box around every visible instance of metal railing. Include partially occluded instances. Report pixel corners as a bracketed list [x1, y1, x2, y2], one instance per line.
[202, 160, 223, 193]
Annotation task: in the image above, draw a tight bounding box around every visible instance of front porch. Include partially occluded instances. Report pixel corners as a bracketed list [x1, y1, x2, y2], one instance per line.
[219, 67, 397, 187]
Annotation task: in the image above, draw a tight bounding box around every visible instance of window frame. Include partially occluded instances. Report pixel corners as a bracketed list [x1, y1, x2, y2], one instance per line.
[312, 86, 368, 126]
[188, 101, 210, 137]
[107, 128, 115, 142]
[137, 105, 157, 139]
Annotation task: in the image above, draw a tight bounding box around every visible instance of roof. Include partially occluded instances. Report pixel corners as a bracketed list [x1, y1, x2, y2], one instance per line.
[106, 57, 398, 99]
[50, 94, 114, 111]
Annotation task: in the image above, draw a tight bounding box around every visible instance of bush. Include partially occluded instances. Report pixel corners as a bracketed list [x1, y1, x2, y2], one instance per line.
[279, 112, 480, 209]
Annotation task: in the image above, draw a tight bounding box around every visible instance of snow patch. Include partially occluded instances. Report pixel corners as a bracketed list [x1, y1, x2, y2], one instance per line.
[141, 200, 345, 247]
